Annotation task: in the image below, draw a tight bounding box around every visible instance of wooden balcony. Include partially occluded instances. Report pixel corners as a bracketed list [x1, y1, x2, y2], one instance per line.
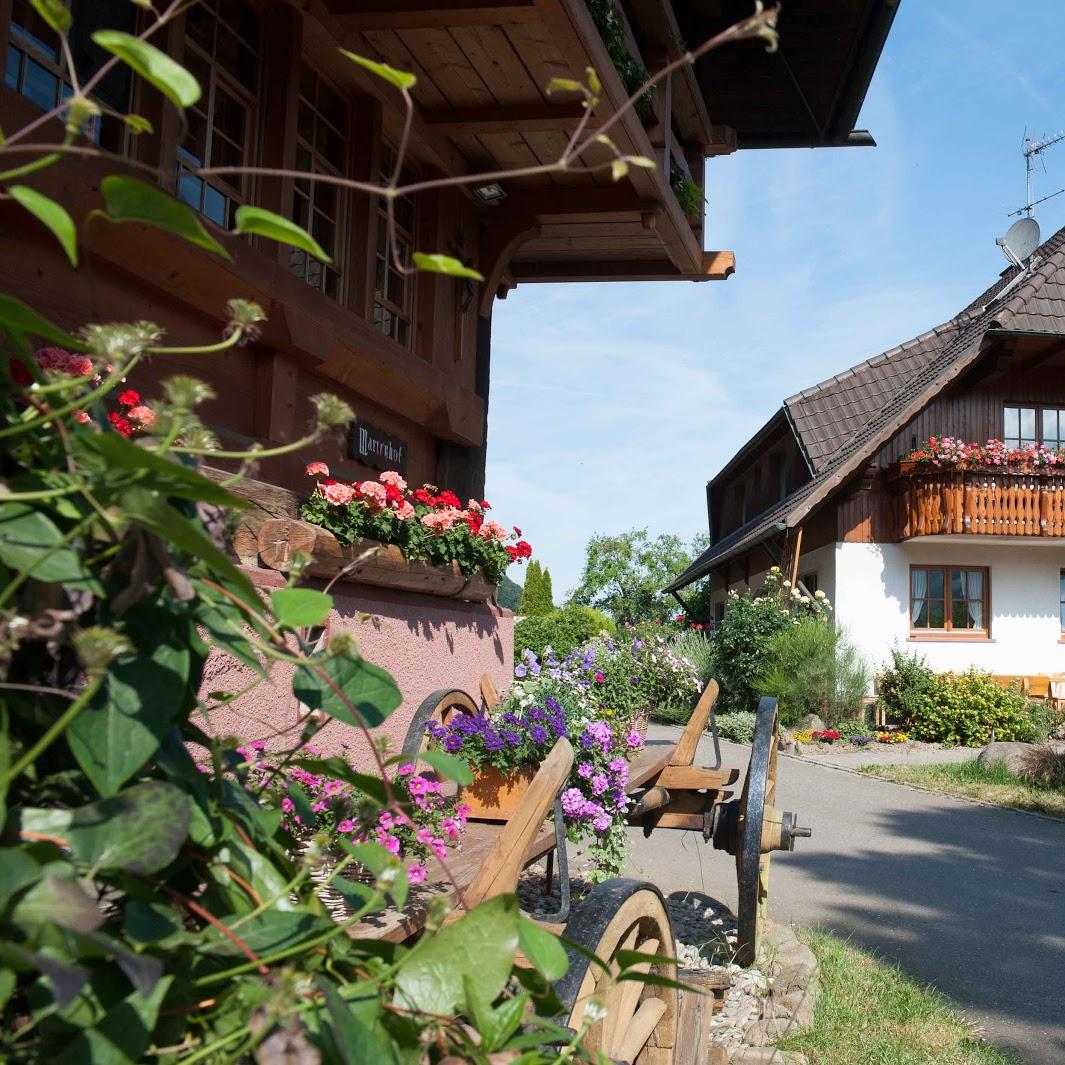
[896, 467, 1065, 538]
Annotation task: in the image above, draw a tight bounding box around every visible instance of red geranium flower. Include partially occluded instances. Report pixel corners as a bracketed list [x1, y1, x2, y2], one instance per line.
[413, 487, 436, 506]
[435, 490, 461, 509]
[118, 389, 141, 407]
[10, 358, 31, 386]
[108, 412, 133, 437]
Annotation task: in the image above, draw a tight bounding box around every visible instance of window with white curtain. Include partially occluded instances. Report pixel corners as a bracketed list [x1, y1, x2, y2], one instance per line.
[910, 566, 989, 635]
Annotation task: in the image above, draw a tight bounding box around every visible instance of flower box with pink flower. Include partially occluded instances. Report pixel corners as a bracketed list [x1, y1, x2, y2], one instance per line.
[250, 465, 533, 603]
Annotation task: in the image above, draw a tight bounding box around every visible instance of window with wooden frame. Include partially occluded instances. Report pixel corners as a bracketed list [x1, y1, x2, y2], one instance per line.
[288, 63, 348, 302]
[910, 565, 989, 636]
[176, 0, 260, 228]
[1003, 405, 1065, 449]
[5, 0, 133, 152]
[373, 147, 416, 349]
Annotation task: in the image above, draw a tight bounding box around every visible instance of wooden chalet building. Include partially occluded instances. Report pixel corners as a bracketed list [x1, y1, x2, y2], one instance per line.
[668, 225, 1065, 681]
[0, 0, 897, 500]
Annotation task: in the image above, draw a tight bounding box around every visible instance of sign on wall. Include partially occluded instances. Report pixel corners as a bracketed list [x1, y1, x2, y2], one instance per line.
[350, 421, 408, 475]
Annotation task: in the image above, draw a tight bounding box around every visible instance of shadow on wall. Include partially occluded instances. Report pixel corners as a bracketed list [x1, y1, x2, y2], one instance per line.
[783, 798, 1065, 1061]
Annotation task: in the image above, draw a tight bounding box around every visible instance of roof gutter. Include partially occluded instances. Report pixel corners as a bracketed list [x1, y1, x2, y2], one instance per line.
[737, 129, 877, 150]
[663, 521, 787, 594]
[827, 0, 901, 142]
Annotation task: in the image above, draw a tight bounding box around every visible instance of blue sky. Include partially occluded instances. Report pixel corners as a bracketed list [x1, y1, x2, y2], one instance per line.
[485, 1, 1065, 598]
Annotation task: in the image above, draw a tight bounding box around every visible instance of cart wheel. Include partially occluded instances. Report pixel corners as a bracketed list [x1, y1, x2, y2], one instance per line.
[400, 688, 478, 760]
[556, 879, 677, 1064]
[734, 696, 780, 968]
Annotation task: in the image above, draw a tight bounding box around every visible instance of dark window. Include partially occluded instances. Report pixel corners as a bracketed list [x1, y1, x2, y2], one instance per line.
[799, 571, 818, 595]
[1060, 570, 1065, 631]
[176, 0, 260, 228]
[6, 0, 132, 152]
[1003, 405, 1065, 449]
[910, 566, 988, 635]
[288, 64, 348, 302]
[373, 147, 416, 348]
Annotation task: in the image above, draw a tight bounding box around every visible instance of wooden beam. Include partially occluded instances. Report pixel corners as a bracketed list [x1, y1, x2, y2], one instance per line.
[328, 0, 537, 28]
[512, 250, 734, 283]
[424, 103, 596, 134]
[478, 215, 539, 315]
[504, 188, 661, 217]
[705, 124, 738, 157]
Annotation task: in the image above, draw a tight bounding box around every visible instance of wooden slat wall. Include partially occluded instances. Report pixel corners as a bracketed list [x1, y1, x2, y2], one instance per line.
[872, 351, 1065, 468]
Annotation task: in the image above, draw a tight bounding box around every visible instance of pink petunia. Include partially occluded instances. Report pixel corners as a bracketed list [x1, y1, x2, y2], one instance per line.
[407, 864, 427, 883]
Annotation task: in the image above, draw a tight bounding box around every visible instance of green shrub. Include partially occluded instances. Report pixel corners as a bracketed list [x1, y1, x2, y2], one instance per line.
[836, 715, 870, 738]
[877, 646, 937, 723]
[715, 711, 757, 743]
[518, 559, 555, 615]
[755, 619, 869, 728]
[514, 603, 614, 660]
[671, 629, 715, 684]
[900, 668, 1040, 746]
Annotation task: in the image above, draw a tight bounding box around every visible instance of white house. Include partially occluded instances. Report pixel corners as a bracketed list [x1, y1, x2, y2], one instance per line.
[667, 225, 1065, 683]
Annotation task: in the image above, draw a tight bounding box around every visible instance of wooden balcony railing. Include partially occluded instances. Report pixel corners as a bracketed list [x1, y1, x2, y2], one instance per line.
[896, 467, 1065, 538]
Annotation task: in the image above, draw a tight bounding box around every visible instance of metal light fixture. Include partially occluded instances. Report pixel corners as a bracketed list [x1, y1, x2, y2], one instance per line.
[473, 182, 507, 205]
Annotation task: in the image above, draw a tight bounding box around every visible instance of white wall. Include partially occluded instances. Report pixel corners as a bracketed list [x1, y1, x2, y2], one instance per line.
[833, 539, 1065, 681]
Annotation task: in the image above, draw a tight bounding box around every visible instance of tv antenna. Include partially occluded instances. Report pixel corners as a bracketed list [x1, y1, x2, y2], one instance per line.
[1008, 129, 1065, 218]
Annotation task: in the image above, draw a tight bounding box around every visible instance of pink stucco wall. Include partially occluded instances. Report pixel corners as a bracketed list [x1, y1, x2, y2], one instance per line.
[198, 566, 514, 764]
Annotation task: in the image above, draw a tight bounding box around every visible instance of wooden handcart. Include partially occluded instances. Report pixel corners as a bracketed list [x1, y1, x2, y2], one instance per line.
[355, 681, 810, 1063]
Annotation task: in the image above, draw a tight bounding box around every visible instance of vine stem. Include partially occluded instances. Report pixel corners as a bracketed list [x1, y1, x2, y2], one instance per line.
[1, 675, 103, 786]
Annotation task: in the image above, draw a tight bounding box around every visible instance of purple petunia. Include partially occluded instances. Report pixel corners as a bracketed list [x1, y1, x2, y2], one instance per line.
[531, 724, 548, 744]
[577, 762, 594, 779]
[514, 663, 528, 677]
[590, 772, 609, 796]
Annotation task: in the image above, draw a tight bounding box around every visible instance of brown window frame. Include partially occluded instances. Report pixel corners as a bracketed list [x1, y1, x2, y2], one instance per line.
[1003, 403, 1065, 449]
[909, 564, 990, 639]
[372, 145, 417, 350]
[288, 61, 349, 304]
[175, 0, 262, 229]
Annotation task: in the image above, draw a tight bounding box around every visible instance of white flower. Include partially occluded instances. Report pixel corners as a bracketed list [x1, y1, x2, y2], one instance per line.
[814, 590, 826, 600]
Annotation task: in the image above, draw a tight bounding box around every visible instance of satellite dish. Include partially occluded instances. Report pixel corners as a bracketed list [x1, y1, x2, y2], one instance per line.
[997, 217, 1040, 267]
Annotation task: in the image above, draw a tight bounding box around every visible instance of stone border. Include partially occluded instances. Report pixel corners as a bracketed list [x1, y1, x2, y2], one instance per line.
[720, 923, 820, 1065]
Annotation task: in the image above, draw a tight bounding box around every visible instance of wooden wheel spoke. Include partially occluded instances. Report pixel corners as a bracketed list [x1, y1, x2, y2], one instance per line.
[616, 998, 668, 1063]
[610, 936, 662, 1054]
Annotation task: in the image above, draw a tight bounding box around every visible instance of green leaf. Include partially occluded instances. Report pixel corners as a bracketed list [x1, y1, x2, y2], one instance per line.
[518, 917, 568, 981]
[76, 430, 247, 508]
[291, 756, 387, 805]
[8, 185, 77, 266]
[29, 0, 70, 32]
[412, 252, 484, 281]
[120, 487, 256, 603]
[339, 49, 416, 91]
[0, 503, 100, 589]
[271, 587, 332, 629]
[0, 294, 83, 347]
[91, 31, 200, 109]
[55, 975, 173, 1065]
[463, 983, 527, 1053]
[285, 779, 316, 830]
[321, 981, 399, 1065]
[341, 840, 408, 910]
[234, 205, 331, 262]
[13, 875, 104, 933]
[293, 649, 401, 728]
[64, 781, 191, 874]
[0, 847, 42, 904]
[200, 911, 332, 957]
[194, 601, 266, 677]
[611, 158, 628, 181]
[123, 114, 154, 135]
[417, 750, 473, 786]
[394, 894, 520, 1016]
[100, 176, 228, 258]
[68, 618, 192, 796]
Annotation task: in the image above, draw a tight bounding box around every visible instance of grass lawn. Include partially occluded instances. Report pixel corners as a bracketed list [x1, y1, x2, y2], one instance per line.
[858, 759, 1065, 820]
[778, 930, 1018, 1064]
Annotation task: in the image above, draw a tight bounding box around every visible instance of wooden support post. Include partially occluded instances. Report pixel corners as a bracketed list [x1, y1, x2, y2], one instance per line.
[789, 525, 804, 589]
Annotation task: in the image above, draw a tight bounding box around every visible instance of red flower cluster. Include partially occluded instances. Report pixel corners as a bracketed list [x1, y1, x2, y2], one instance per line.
[505, 540, 533, 562]
[107, 389, 155, 438]
[811, 729, 841, 743]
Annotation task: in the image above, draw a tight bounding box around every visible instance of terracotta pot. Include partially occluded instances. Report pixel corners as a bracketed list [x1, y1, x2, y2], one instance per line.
[459, 764, 539, 821]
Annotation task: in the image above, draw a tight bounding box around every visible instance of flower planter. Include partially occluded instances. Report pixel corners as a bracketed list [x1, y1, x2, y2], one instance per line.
[255, 517, 498, 603]
[459, 764, 539, 821]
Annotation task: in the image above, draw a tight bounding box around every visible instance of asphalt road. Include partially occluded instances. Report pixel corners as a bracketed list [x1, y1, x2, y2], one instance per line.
[622, 728, 1065, 1065]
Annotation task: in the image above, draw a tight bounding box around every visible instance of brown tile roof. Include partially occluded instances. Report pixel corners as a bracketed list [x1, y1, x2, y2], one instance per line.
[666, 224, 1065, 593]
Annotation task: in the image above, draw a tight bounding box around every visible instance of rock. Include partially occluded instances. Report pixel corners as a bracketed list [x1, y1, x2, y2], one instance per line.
[796, 714, 825, 732]
[729, 1048, 809, 1065]
[977, 741, 1034, 775]
[743, 1018, 801, 1046]
[770, 978, 820, 1030]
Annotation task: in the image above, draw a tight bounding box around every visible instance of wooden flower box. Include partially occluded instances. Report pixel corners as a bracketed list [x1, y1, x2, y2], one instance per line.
[458, 764, 539, 821]
[254, 517, 498, 604]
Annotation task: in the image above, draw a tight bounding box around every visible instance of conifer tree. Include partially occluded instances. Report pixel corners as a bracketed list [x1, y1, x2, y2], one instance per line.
[519, 560, 543, 616]
[540, 568, 555, 614]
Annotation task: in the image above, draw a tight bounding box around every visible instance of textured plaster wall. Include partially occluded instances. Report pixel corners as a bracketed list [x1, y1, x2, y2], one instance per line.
[199, 567, 514, 764]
